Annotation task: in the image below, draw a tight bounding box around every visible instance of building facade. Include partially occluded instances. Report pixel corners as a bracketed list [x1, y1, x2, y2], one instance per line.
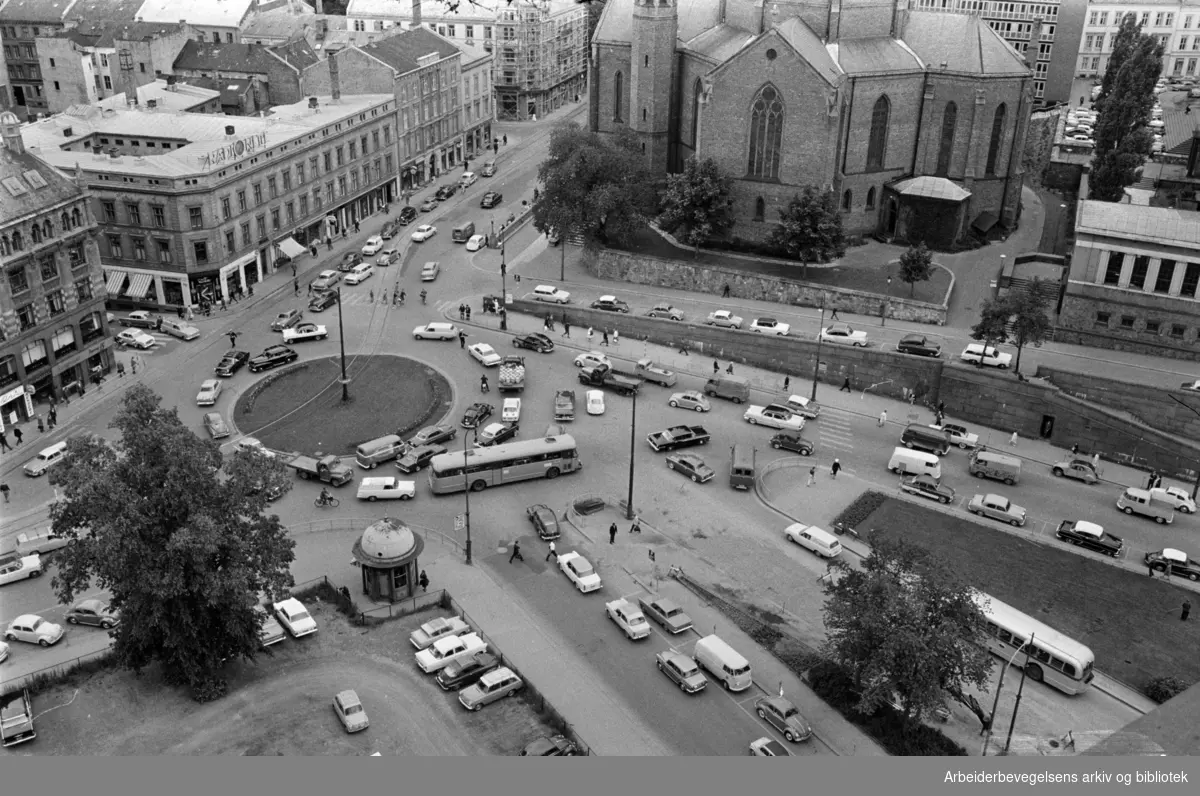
[170, 38, 319, 114]
[0, 0, 76, 120]
[0, 110, 113, 425]
[1077, 1, 1200, 80]
[18, 91, 399, 311]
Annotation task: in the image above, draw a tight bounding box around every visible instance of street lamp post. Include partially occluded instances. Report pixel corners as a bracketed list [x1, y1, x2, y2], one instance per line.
[462, 428, 477, 565]
[981, 636, 1033, 756]
[626, 389, 637, 520]
[811, 295, 826, 402]
[335, 288, 349, 402]
[1003, 632, 1035, 755]
[499, 241, 508, 331]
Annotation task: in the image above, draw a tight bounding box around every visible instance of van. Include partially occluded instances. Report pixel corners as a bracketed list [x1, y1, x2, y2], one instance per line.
[481, 159, 496, 177]
[729, 444, 755, 490]
[160, 318, 200, 341]
[24, 441, 68, 477]
[355, 434, 407, 469]
[901, 423, 950, 455]
[888, 447, 941, 479]
[1116, 487, 1174, 524]
[703, 374, 751, 404]
[968, 449, 1021, 485]
[452, 221, 476, 243]
[784, 523, 842, 558]
[693, 634, 752, 692]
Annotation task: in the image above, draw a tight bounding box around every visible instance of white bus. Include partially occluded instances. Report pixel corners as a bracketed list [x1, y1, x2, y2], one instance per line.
[974, 592, 1095, 695]
[428, 434, 582, 494]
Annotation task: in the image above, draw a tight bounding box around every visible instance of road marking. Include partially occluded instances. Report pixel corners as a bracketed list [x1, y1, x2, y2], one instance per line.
[816, 412, 854, 453]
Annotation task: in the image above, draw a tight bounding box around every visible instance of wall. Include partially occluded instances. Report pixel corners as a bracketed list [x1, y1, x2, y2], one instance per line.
[1035, 363, 1200, 442]
[1056, 281, 1200, 361]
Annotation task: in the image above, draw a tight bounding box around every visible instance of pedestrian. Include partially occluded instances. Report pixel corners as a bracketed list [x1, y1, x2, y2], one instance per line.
[713, 360, 720, 375]
[587, 326, 594, 343]
[13, 426, 23, 445]
[1009, 431, 1019, 447]
[561, 321, 571, 338]
[543, 315, 551, 331]
[291, 263, 297, 277]
[326, 236, 333, 250]
[807, 465, 816, 486]
[783, 376, 790, 393]
[601, 330, 609, 346]
[353, 220, 360, 233]
[227, 331, 239, 349]
[630, 520, 641, 534]
[48, 408, 56, 428]
[612, 329, 619, 345]
[831, 459, 841, 479]
[1183, 600, 1192, 621]
[839, 377, 851, 393]
[220, 298, 227, 312]
[726, 363, 734, 375]
[459, 331, 467, 349]
[294, 279, 300, 296]
[308, 283, 314, 296]
[419, 570, 429, 592]
[878, 410, 887, 427]
[0, 483, 8, 503]
[341, 227, 348, 239]
[459, 303, 465, 320]
[1149, 560, 1158, 578]
[509, 541, 524, 563]
[400, 289, 406, 304]
[503, 134, 508, 145]
[369, 290, 374, 303]
[1071, 443, 1079, 456]
[36, 417, 44, 433]
[1092, 452, 1101, 470]
[937, 401, 945, 416]
[830, 308, 840, 321]
[722, 283, 731, 298]
[131, 358, 138, 375]
[0, 432, 9, 452]
[465, 305, 471, 320]
[155, 316, 163, 331]
[545, 540, 557, 561]
[609, 523, 618, 544]
[678, 341, 689, 356]
[935, 411, 944, 426]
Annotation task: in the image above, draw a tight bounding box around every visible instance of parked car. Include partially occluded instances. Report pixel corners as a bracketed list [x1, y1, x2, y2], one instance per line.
[361, 236, 384, 256]
[665, 452, 715, 483]
[466, 234, 487, 251]
[234, 437, 276, 458]
[1145, 548, 1200, 581]
[960, 343, 1012, 369]
[1051, 458, 1100, 484]
[339, 252, 363, 271]
[4, 614, 64, 646]
[195, 379, 222, 406]
[656, 649, 707, 693]
[754, 696, 812, 742]
[1055, 520, 1125, 557]
[590, 295, 630, 313]
[435, 183, 458, 200]
[605, 598, 651, 640]
[526, 503, 561, 540]
[410, 615, 471, 650]
[0, 554, 43, 587]
[520, 735, 579, 756]
[312, 270, 341, 290]
[255, 605, 286, 647]
[749, 317, 790, 336]
[820, 323, 868, 346]
[770, 431, 814, 455]
[271, 309, 303, 331]
[436, 651, 500, 691]
[586, 390, 605, 416]
[407, 424, 457, 447]
[411, 224, 437, 242]
[749, 737, 792, 756]
[273, 598, 318, 637]
[900, 473, 955, 504]
[468, 342, 502, 367]
[333, 690, 369, 733]
[461, 402, 494, 428]
[344, 263, 375, 285]
[215, 350, 249, 377]
[512, 333, 554, 353]
[531, 284, 570, 304]
[415, 632, 487, 673]
[476, 422, 519, 446]
[968, 493, 1027, 526]
[420, 261, 440, 281]
[784, 523, 842, 558]
[458, 667, 523, 711]
[705, 310, 743, 329]
[573, 350, 611, 369]
[412, 322, 458, 341]
[203, 411, 231, 439]
[116, 329, 156, 350]
[397, 205, 418, 225]
[308, 290, 337, 312]
[638, 597, 692, 633]
[1150, 486, 1196, 513]
[118, 310, 158, 328]
[647, 303, 685, 320]
[480, 191, 503, 209]
[668, 391, 710, 412]
[65, 599, 119, 628]
[897, 333, 942, 357]
[419, 197, 439, 212]
[248, 345, 298, 373]
[557, 551, 602, 592]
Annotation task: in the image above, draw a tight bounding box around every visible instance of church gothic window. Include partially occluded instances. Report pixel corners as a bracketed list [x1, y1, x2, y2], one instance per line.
[936, 102, 957, 176]
[866, 187, 876, 210]
[867, 96, 890, 170]
[754, 197, 765, 221]
[747, 84, 783, 181]
[614, 72, 623, 122]
[986, 103, 1007, 176]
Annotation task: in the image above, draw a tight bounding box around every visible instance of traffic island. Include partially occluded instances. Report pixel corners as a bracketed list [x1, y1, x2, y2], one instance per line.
[232, 355, 452, 454]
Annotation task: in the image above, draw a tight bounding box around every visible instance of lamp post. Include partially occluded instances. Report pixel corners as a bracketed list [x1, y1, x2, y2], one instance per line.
[981, 636, 1033, 756]
[560, 229, 567, 281]
[810, 294, 826, 402]
[335, 288, 349, 401]
[626, 389, 637, 520]
[1003, 632, 1035, 755]
[499, 241, 508, 331]
[462, 427, 477, 565]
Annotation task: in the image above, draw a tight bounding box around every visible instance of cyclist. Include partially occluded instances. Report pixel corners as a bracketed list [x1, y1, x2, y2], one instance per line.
[420, 289, 427, 305]
[319, 487, 333, 506]
[480, 375, 489, 393]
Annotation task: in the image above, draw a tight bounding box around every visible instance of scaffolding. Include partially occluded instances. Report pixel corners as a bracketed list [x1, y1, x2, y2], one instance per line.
[495, 1, 587, 121]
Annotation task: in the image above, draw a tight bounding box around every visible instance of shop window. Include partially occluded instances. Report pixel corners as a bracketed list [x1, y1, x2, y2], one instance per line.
[21, 339, 48, 372]
[80, 312, 103, 343]
[51, 324, 76, 355]
[0, 355, 17, 389]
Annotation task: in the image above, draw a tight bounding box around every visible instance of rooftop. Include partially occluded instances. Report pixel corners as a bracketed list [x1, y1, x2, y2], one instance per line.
[47, 19, 186, 47]
[0, 0, 78, 24]
[173, 38, 318, 75]
[901, 11, 1029, 75]
[1, 112, 85, 226]
[91, 78, 219, 111]
[65, 0, 143, 25]
[346, 0, 500, 19]
[1076, 200, 1200, 248]
[242, 8, 317, 40]
[358, 26, 461, 74]
[132, 0, 255, 28]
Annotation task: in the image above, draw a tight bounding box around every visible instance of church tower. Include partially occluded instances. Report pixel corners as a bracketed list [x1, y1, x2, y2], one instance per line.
[630, 0, 677, 173]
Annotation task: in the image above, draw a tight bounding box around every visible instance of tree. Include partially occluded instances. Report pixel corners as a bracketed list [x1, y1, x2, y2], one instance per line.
[767, 186, 846, 277]
[969, 297, 1011, 369]
[656, 156, 735, 256]
[1094, 13, 1142, 109]
[822, 535, 994, 725]
[49, 385, 296, 701]
[897, 243, 933, 298]
[1005, 282, 1053, 373]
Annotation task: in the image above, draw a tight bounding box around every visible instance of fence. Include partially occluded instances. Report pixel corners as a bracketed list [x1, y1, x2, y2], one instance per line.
[0, 646, 113, 691]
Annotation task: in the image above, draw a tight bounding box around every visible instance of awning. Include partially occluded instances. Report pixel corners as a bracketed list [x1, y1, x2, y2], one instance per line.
[277, 236, 306, 259]
[126, 273, 153, 299]
[972, 211, 999, 234]
[105, 270, 127, 295]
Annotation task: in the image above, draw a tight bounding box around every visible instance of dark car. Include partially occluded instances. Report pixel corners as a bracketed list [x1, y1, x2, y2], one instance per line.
[215, 350, 250, 377]
[435, 183, 458, 201]
[1055, 520, 1124, 557]
[900, 473, 956, 505]
[896, 333, 942, 358]
[118, 310, 159, 329]
[406, 424, 457, 448]
[520, 735, 578, 756]
[1145, 548, 1200, 581]
[476, 422, 519, 446]
[65, 599, 120, 629]
[248, 345, 298, 373]
[512, 333, 555, 353]
[769, 432, 814, 456]
[380, 221, 400, 240]
[436, 651, 501, 691]
[590, 296, 630, 313]
[461, 402, 494, 428]
[395, 444, 447, 473]
[338, 252, 363, 272]
[397, 205, 418, 225]
[480, 191, 503, 209]
[419, 197, 439, 212]
[526, 503, 561, 540]
[308, 290, 337, 312]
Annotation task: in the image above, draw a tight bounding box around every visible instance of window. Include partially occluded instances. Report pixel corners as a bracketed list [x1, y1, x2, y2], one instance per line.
[1103, 251, 1124, 285]
[68, 244, 83, 267]
[613, 71, 623, 122]
[225, 229, 236, 252]
[1130, 256, 1150, 289]
[323, 151, 332, 171]
[286, 202, 295, 223]
[193, 241, 209, 263]
[986, 104, 1007, 176]
[237, 190, 247, 212]
[39, 255, 57, 282]
[299, 194, 309, 217]
[1094, 311, 1110, 328]
[690, 79, 703, 146]
[336, 145, 345, 166]
[256, 214, 266, 239]
[313, 187, 323, 209]
[103, 75, 111, 90]
[21, 340, 47, 370]
[282, 170, 291, 191]
[754, 197, 765, 221]
[351, 169, 360, 192]
[253, 183, 263, 204]
[1171, 324, 1187, 338]
[1119, 315, 1136, 330]
[10, 230, 22, 251]
[7, 265, 29, 294]
[108, 234, 123, 257]
[936, 102, 957, 176]
[241, 221, 252, 247]
[75, 277, 92, 301]
[384, 125, 392, 144]
[1145, 320, 1161, 335]
[221, 196, 231, 220]
[385, 153, 393, 172]
[47, 289, 65, 316]
[152, 204, 166, 227]
[296, 162, 306, 185]
[1154, 260, 1175, 293]
[268, 175, 277, 197]
[866, 186, 877, 210]
[372, 130, 380, 151]
[338, 176, 347, 196]
[271, 208, 280, 230]
[349, 141, 357, 160]
[132, 238, 146, 261]
[31, 223, 42, 245]
[747, 84, 784, 180]
[1182, 262, 1200, 296]
[72, 208, 82, 228]
[841, 190, 852, 211]
[867, 95, 890, 170]
[188, 206, 203, 229]
[157, 239, 172, 263]
[102, 200, 116, 222]
[17, 303, 37, 331]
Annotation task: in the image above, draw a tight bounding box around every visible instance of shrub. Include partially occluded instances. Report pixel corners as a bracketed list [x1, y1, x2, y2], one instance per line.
[191, 676, 229, 703]
[832, 490, 889, 531]
[1145, 675, 1189, 704]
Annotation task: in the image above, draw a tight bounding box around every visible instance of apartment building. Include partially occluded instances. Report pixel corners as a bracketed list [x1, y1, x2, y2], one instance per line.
[170, 38, 319, 115]
[0, 0, 79, 120]
[1077, 1, 1200, 79]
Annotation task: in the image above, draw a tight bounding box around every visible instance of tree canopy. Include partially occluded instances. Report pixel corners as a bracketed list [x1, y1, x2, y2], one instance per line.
[49, 384, 296, 700]
[767, 186, 846, 277]
[969, 297, 1013, 368]
[1004, 283, 1053, 373]
[656, 156, 735, 254]
[897, 243, 934, 297]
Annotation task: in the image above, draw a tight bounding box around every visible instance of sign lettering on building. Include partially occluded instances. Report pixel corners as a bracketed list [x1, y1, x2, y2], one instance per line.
[200, 132, 269, 170]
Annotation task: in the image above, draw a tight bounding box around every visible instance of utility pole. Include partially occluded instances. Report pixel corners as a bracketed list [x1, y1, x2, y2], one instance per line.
[1003, 632, 1034, 754]
[462, 428, 475, 565]
[626, 389, 637, 520]
[499, 241, 508, 331]
[560, 232, 566, 281]
[811, 295, 826, 402]
[336, 288, 349, 401]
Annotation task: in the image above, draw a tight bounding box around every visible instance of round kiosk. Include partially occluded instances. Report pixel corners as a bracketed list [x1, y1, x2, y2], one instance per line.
[351, 517, 426, 603]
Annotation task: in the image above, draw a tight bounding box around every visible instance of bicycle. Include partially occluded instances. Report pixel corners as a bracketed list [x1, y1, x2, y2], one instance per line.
[315, 495, 340, 509]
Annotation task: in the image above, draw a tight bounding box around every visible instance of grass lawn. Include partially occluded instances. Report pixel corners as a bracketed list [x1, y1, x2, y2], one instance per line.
[232, 355, 451, 455]
[861, 498, 1200, 692]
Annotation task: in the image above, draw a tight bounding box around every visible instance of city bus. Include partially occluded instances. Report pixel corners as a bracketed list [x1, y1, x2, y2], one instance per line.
[427, 434, 582, 494]
[974, 592, 1095, 696]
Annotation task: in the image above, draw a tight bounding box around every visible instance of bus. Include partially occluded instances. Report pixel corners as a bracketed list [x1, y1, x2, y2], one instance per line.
[974, 592, 1095, 696]
[428, 434, 582, 494]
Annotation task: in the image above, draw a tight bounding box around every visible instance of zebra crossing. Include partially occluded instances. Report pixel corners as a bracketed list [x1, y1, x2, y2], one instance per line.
[815, 410, 855, 457]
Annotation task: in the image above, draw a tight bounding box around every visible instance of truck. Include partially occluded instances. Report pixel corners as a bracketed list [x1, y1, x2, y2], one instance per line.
[635, 358, 677, 387]
[285, 453, 355, 486]
[498, 356, 526, 392]
[646, 425, 711, 452]
[1, 689, 36, 747]
[554, 389, 576, 421]
[577, 364, 641, 396]
[1116, 487, 1175, 524]
[15, 529, 71, 556]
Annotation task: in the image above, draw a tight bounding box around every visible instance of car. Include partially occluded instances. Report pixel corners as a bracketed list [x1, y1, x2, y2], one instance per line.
[407, 424, 457, 447]
[361, 236, 384, 256]
[254, 604, 286, 647]
[1056, 520, 1124, 557]
[410, 615, 471, 650]
[770, 431, 815, 455]
[248, 345, 298, 373]
[461, 402, 494, 428]
[1191, 86, 1200, 98]
[115, 329, 156, 349]
[591, 295, 630, 313]
[960, 343, 1012, 369]
[1150, 486, 1196, 513]
[468, 342, 502, 367]
[655, 649, 708, 693]
[502, 397, 522, 422]
[234, 436, 276, 458]
[436, 651, 501, 691]
[397, 204, 419, 225]
[606, 598, 651, 640]
[419, 197, 439, 212]
[377, 248, 399, 266]
[308, 290, 337, 312]
[395, 444, 448, 473]
[557, 551, 602, 592]
[512, 333, 554, 353]
[281, 322, 329, 344]
[520, 735, 579, 756]
[820, 323, 869, 346]
[344, 263, 375, 285]
[705, 309, 743, 329]
[531, 284, 570, 303]
[0, 554, 43, 586]
[215, 350, 249, 377]
[782, 395, 821, 419]
[203, 411, 231, 439]
[195, 379, 222, 406]
[415, 632, 488, 673]
[668, 390, 710, 412]
[458, 667, 523, 711]
[339, 252, 363, 272]
[480, 190, 503, 208]
[897, 333, 942, 357]
[750, 317, 790, 336]
[546, 226, 562, 245]
[460, 171, 478, 187]
[638, 597, 693, 634]
[665, 452, 715, 483]
[784, 523, 842, 558]
[466, 234, 487, 251]
[573, 350, 611, 369]
[749, 737, 792, 756]
[1051, 458, 1100, 484]
[273, 597, 318, 637]
[744, 404, 805, 431]
[119, 310, 158, 328]
[411, 224, 437, 242]
[968, 493, 1027, 527]
[647, 303, 684, 321]
[931, 423, 978, 449]
[1145, 548, 1200, 581]
[586, 389, 605, 416]
[161, 320, 200, 340]
[412, 322, 459, 341]
[271, 309, 303, 331]
[420, 261, 440, 281]
[380, 221, 400, 240]
[900, 473, 956, 504]
[754, 695, 812, 742]
[476, 421, 519, 446]
[4, 614, 64, 647]
[526, 504, 561, 540]
[1149, 119, 1165, 130]
[65, 599, 119, 629]
[312, 269, 341, 290]
[435, 183, 458, 200]
[333, 689, 369, 733]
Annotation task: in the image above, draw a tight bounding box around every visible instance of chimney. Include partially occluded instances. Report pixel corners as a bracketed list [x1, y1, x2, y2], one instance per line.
[147, 98, 157, 109]
[770, 4, 779, 29]
[1025, 16, 1044, 71]
[226, 125, 236, 139]
[167, 74, 178, 91]
[412, 0, 422, 28]
[329, 50, 341, 102]
[756, 0, 766, 34]
[718, 0, 726, 23]
[1, 111, 25, 155]
[308, 96, 320, 112]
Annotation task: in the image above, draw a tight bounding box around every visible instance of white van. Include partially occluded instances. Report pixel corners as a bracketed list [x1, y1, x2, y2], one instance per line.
[1116, 487, 1174, 524]
[356, 477, 415, 501]
[532, 284, 570, 304]
[784, 523, 842, 558]
[24, 441, 68, 477]
[887, 447, 941, 479]
[693, 634, 752, 692]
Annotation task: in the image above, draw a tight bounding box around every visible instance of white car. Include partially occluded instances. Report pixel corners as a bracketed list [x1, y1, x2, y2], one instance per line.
[116, 329, 156, 349]
[750, 317, 790, 336]
[415, 632, 488, 673]
[234, 437, 275, 458]
[312, 269, 341, 290]
[573, 350, 611, 369]
[820, 323, 869, 346]
[557, 551, 602, 593]
[705, 310, 743, 329]
[783, 395, 820, 419]
[0, 554, 43, 586]
[344, 263, 375, 284]
[333, 689, 369, 733]
[411, 224, 437, 242]
[460, 171, 478, 187]
[273, 598, 317, 638]
[413, 322, 459, 341]
[744, 404, 805, 431]
[531, 285, 570, 303]
[195, 379, 222, 406]
[420, 261, 440, 281]
[281, 322, 328, 343]
[361, 236, 384, 255]
[1150, 486, 1197, 514]
[465, 234, 486, 252]
[586, 389, 605, 415]
[784, 523, 842, 558]
[668, 390, 711, 412]
[605, 598, 651, 640]
[931, 423, 978, 449]
[410, 615, 471, 650]
[468, 342, 502, 367]
[960, 343, 1012, 369]
[4, 614, 64, 647]
[502, 398, 522, 422]
[356, 477, 416, 501]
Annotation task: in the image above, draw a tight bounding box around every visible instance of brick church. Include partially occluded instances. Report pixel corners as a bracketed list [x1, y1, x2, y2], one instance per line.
[589, 0, 1036, 247]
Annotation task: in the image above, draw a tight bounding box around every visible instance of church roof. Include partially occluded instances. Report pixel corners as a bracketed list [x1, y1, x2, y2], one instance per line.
[893, 176, 971, 202]
[902, 11, 1028, 75]
[595, 0, 722, 46]
[775, 16, 841, 84]
[828, 36, 921, 76]
[681, 23, 755, 64]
